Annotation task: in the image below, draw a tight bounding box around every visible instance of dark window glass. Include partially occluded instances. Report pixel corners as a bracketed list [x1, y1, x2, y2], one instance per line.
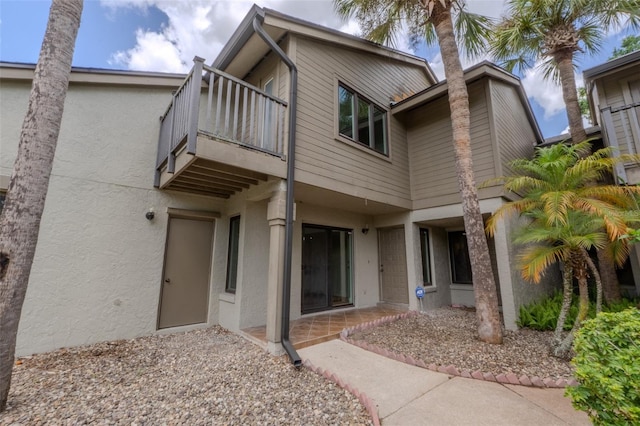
[338, 86, 354, 138]
[357, 97, 370, 145]
[448, 231, 473, 284]
[337, 83, 387, 155]
[373, 105, 387, 154]
[0, 193, 5, 216]
[419, 228, 432, 286]
[225, 216, 241, 293]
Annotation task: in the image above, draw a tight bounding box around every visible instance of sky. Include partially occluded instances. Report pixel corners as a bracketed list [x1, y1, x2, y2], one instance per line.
[0, 0, 636, 138]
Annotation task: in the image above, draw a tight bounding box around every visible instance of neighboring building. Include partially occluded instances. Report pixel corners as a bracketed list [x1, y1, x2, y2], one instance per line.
[1, 6, 556, 357]
[584, 50, 640, 297]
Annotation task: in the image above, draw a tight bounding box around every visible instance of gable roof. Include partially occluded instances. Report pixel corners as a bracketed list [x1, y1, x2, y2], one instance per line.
[211, 5, 437, 84]
[583, 50, 640, 81]
[391, 61, 544, 143]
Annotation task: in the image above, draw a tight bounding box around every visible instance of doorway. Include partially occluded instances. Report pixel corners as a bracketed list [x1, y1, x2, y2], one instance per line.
[158, 217, 214, 329]
[301, 224, 353, 314]
[378, 227, 409, 304]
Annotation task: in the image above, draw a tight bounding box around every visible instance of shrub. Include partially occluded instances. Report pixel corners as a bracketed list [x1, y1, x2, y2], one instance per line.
[517, 292, 637, 331]
[565, 308, 640, 425]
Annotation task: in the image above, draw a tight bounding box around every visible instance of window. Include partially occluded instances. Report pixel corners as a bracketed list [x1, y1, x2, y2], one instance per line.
[0, 192, 5, 216]
[419, 228, 432, 286]
[338, 83, 388, 155]
[225, 216, 241, 293]
[448, 231, 473, 284]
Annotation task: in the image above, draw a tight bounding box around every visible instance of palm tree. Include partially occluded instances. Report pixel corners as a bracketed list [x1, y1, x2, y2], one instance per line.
[0, 0, 83, 411]
[490, 0, 640, 304]
[335, 0, 503, 344]
[486, 141, 640, 358]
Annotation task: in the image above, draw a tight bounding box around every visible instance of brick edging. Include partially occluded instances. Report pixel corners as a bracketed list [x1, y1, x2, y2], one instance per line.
[339, 311, 579, 389]
[302, 359, 381, 426]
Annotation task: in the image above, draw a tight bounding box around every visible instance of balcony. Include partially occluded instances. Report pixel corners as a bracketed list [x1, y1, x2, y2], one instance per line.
[155, 57, 288, 198]
[600, 101, 640, 184]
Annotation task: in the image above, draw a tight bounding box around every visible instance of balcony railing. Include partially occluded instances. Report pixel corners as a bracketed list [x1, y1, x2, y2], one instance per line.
[600, 102, 640, 183]
[155, 57, 288, 183]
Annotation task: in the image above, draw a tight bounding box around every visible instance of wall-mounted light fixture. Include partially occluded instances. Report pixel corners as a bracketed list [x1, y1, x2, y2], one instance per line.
[362, 224, 369, 235]
[145, 207, 155, 221]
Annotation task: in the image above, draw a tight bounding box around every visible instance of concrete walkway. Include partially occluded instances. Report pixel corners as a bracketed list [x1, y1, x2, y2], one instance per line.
[298, 340, 590, 426]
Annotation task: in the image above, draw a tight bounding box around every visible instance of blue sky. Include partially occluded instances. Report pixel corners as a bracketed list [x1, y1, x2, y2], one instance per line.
[0, 0, 635, 138]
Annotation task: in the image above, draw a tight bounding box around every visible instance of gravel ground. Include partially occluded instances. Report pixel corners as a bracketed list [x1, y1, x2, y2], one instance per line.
[1, 326, 372, 425]
[349, 307, 574, 381]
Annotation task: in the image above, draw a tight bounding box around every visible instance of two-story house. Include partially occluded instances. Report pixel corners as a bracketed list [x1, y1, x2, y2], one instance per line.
[1, 6, 557, 358]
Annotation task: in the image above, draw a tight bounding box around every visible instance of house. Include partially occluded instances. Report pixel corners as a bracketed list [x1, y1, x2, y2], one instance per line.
[583, 50, 640, 297]
[1, 6, 557, 358]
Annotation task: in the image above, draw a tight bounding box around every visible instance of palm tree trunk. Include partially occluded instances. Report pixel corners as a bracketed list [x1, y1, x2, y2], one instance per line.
[553, 262, 574, 347]
[597, 248, 622, 304]
[554, 260, 590, 359]
[583, 248, 603, 313]
[555, 52, 587, 144]
[0, 0, 83, 411]
[433, 10, 502, 344]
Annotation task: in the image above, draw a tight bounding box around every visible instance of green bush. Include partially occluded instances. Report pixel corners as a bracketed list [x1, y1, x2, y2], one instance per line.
[565, 308, 640, 425]
[517, 292, 638, 331]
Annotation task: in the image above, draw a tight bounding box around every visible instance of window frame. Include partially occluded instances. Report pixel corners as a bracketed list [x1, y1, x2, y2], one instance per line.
[225, 215, 241, 294]
[419, 228, 433, 287]
[337, 81, 389, 156]
[448, 230, 473, 285]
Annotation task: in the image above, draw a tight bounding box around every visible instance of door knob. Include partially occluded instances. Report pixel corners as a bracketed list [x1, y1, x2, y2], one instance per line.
[165, 278, 171, 283]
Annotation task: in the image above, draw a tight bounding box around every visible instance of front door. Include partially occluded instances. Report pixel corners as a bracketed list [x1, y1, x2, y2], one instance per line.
[301, 225, 353, 313]
[158, 217, 214, 329]
[379, 227, 409, 304]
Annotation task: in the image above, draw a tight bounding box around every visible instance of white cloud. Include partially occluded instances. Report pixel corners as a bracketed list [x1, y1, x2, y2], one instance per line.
[520, 65, 585, 120]
[103, 0, 359, 73]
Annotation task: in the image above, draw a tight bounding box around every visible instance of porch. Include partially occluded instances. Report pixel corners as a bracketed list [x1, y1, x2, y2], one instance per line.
[155, 57, 288, 198]
[241, 305, 407, 350]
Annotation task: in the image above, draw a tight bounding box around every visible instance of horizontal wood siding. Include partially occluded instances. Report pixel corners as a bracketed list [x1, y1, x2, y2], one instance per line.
[490, 80, 536, 177]
[599, 69, 640, 156]
[293, 36, 431, 207]
[406, 80, 495, 206]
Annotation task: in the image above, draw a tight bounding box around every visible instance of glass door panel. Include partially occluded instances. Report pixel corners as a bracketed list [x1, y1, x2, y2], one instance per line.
[302, 225, 353, 313]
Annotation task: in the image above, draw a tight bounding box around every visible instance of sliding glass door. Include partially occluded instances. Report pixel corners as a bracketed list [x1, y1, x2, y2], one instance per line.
[302, 224, 353, 314]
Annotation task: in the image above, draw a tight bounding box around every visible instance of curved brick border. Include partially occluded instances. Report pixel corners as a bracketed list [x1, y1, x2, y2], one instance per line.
[339, 311, 579, 389]
[303, 359, 381, 426]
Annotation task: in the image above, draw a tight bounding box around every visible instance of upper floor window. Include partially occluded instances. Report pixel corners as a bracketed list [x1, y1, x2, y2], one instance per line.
[338, 83, 388, 155]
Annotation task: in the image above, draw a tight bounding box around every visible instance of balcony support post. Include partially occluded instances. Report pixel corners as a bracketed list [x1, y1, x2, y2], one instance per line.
[187, 57, 205, 155]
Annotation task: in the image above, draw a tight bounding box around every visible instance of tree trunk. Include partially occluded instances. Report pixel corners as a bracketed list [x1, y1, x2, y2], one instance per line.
[597, 248, 622, 304]
[553, 262, 573, 347]
[0, 0, 83, 411]
[583, 248, 603, 313]
[555, 51, 587, 144]
[554, 260, 589, 359]
[433, 10, 502, 344]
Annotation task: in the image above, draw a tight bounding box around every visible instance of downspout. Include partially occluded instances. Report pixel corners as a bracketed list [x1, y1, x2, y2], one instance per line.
[253, 17, 301, 367]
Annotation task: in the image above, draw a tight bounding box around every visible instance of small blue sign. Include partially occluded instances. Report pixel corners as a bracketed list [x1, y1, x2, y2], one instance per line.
[415, 286, 425, 299]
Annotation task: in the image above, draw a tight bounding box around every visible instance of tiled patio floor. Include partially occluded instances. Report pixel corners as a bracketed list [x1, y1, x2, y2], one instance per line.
[242, 305, 407, 349]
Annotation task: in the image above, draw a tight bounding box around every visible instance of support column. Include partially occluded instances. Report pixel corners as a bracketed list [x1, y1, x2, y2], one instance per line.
[492, 216, 518, 330]
[265, 185, 287, 354]
[404, 217, 422, 312]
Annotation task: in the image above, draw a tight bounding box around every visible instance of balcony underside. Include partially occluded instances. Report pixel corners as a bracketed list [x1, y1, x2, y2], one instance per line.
[158, 133, 287, 198]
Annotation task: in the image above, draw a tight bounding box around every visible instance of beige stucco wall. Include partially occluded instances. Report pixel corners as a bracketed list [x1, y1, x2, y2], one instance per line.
[1, 78, 227, 356]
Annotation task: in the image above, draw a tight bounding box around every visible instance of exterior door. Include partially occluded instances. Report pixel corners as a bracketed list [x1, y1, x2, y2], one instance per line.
[379, 227, 409, 304]
[301, 225, 353, 313]
[158, 217, 214, 329]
